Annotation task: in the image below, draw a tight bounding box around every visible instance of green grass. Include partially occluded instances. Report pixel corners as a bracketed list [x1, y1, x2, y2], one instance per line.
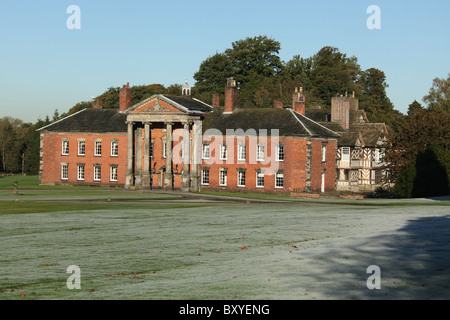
[0, 175, 449, 300]
[0, 175, 114, 190]
[0, 190, 180, 202]
[0, 200, 212, 215]
[1, 202, 449, 300]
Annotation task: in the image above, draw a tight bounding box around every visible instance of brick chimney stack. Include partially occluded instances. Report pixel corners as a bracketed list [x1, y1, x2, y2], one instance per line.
[330, 92, 360, 130]
[273, 99, 283, 109]
[292, 87, 305, 115]
[92, 99, 102, 109]
[224, 77, 237, 114]
[119, 83, 132, 112]
[212, 93, 220, 108]
[331, 94, 350, 130]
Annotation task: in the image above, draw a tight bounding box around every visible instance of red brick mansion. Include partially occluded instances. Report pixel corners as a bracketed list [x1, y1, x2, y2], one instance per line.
[38, 78, 389, 194]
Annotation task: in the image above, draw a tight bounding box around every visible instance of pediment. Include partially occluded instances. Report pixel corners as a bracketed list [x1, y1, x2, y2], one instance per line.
[128, 95, 184, 114]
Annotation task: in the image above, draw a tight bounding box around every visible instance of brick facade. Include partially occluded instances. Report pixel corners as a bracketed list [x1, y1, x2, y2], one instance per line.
[39, 79, 341, 194]
[40, 132, 127, 186]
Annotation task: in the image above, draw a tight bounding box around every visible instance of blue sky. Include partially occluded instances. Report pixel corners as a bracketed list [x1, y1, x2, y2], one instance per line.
[0, 0, 449, 122]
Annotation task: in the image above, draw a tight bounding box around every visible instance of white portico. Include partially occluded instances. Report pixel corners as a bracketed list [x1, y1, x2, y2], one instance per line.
[123, 89, 212, 191]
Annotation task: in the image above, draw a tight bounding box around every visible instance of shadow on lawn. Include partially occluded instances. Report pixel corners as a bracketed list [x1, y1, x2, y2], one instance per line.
[286, 215, 450, 299]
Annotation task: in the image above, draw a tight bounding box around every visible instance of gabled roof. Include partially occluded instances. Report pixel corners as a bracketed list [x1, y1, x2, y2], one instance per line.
[334, 123, 389, 147]
[350, 110, 369, 123]
[305, 107, 390, 147]
[37, 109, 127, 133]
[126, 94, 213, 115]
[350, 123, 389, 147]
[202, 108, 339, 138]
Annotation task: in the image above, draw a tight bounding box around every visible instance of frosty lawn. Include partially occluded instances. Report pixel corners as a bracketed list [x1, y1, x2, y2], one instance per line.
[1, 194, 449, 300]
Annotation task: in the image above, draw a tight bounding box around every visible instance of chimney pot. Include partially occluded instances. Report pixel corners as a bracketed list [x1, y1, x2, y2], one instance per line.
[292, 87, 306, 115]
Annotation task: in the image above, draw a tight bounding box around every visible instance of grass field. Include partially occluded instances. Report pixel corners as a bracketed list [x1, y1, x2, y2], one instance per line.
[0, 176, 449, 300]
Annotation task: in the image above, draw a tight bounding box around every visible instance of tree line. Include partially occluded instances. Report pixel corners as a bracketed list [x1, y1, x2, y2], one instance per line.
[1, 35, 448, 197]
[193, 36, 405, 131]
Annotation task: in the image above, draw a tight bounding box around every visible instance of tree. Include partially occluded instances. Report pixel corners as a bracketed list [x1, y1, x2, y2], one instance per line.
[194, 36, 283, 108]
[423, 74, 450, 112]
[407, 100, 424, 116]
[194, 53, 234, 94]
[0, 117, 29, 174]
[225, 35, 283, 83]
[385, 109, 450, 197]
[358, 68, 404, 130]
[309, 46, 361, 108]
[23, 118, 49, 175]
[67, 101, 93, 116]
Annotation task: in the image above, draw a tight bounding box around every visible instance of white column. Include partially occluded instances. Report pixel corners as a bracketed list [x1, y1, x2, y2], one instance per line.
[142, 122, 151, 190]
[181, 121, 191, 191]
[125, 121, 134, 189]
[164, 122, 173, 190]
[135, 125, 143, 188]
[190, 120, 202, 192]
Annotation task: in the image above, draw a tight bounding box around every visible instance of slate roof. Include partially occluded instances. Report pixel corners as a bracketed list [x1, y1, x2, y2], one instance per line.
[305, 107, 390, 147]
[37, 109, 127, 133]
[305, 109, 330, 122]
[317, 122, 389, 147]
[163, 95, 213, 113]
[202, 108, 340, 138]
[350, 123, 389, 147]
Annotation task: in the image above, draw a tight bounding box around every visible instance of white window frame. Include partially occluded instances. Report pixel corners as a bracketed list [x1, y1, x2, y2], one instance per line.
[110, 166, 118, 182]
[238, 143, 246, 161]
[276, 144, 284, 162]
[219, 169, 227, 186]
[61, 164, 68, 180]
[237, 170, 246, 187]
[275, 172, 284, 188]
[374, 148, 384, 163]
[256, 170, 264, 188]
[342, 147, 350, 162]
[201, 168, 210, 185]
[111, 140, 119, 157]
[220, 143, 227, 161]
[77, 164, 85, 181]
[78, 140, 85, 156]
[322, 143, 327, 162]
[257, 144, 265, 162]
[94, 165, 101, 181]
[62, 140, 69, 155]
[94, 140, 102, 157]
[202, 144, 210, 160]
[162, 142, 167, 159]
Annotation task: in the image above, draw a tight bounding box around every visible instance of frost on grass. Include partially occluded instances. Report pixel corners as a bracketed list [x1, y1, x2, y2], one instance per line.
[0, 204, 449, 299]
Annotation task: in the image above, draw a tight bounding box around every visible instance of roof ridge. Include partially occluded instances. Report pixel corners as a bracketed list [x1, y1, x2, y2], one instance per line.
[291, 109, 340, 137]
[36, 108, 87, 132]
[288, 109, 312, 136]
